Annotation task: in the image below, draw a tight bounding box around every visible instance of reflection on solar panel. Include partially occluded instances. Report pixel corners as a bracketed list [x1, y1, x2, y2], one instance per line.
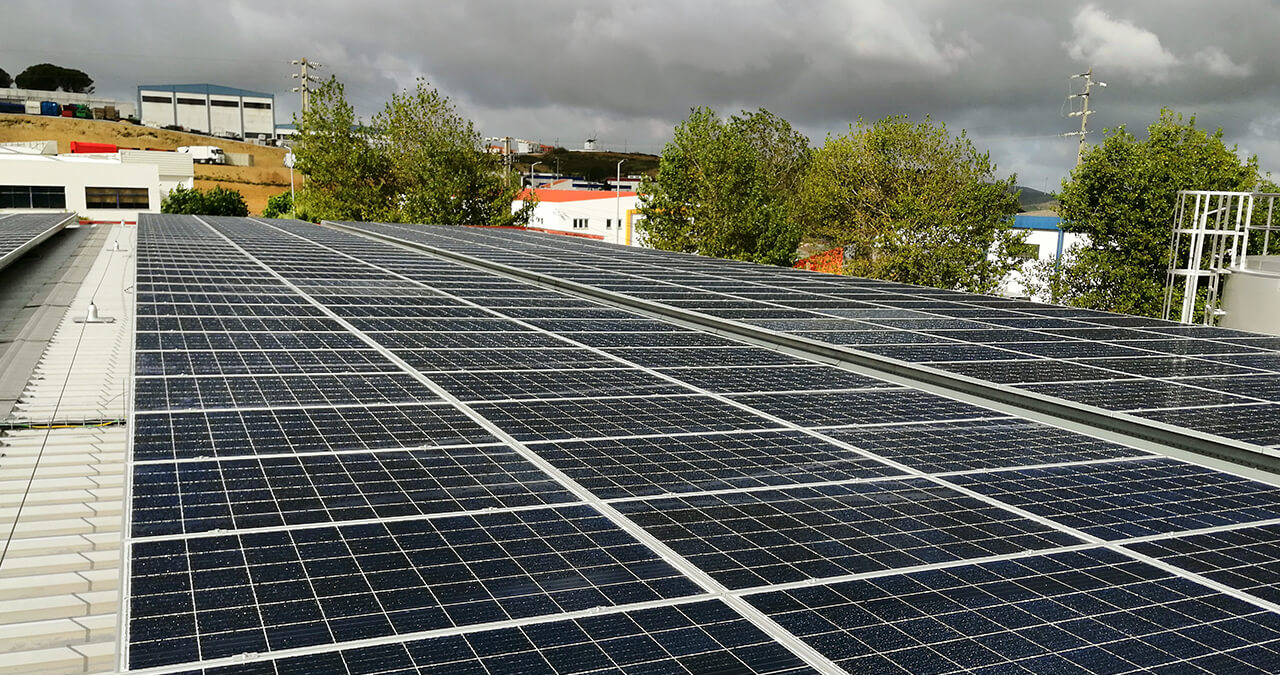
[121, 215, 1280, 673]
[0, 212, 72, 270]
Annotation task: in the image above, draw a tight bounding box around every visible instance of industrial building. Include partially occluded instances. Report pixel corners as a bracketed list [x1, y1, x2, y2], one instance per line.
[514, 187, 641, 244]
[137, 84, 276, 140]
[3, 213, 1280, 673]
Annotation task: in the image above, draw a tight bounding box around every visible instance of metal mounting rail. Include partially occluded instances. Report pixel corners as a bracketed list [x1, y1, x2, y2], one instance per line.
[324, 221, 1280, 475]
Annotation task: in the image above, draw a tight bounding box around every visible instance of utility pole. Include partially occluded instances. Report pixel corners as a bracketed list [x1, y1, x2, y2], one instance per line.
[1066, 68, 1106, 166]
[291, 58, 323, 114]
[615, 159, 625, 245]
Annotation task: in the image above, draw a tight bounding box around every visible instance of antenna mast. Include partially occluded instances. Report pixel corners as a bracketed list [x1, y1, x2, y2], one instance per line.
[1066, 68, 1106, 166]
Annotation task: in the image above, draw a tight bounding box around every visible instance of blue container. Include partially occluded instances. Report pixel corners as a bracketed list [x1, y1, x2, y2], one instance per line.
[0, 101, 25, 114]
[40, 101, 60, 116]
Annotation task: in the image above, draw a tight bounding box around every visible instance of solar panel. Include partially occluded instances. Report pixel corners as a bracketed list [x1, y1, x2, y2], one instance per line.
[120, 215, 1280, 674]
[348, 222, 1280, 449]
[0, 212, 72, 270]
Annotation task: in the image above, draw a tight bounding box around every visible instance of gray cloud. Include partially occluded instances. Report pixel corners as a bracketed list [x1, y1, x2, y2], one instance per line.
[3, 0, 1278, 189]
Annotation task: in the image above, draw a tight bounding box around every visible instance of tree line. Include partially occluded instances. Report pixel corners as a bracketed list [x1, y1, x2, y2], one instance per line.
[287, 74, 1270, 320]
[0, 63, 94, 93]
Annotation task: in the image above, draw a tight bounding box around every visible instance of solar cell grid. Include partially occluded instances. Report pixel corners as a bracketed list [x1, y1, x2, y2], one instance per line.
[535, 430, 903, 499]
[1133, 405, 1280, 447]
[612, 346, 809, 368]
[185, 600, 816, 674]
[1069, 356, 1259, 378]
[928, 359, 1125, 385]
[730, 390, 1005, 427]
[617, 481, 1082, 590]
[657, 365, 900, 394]
[470, 395, 783, 442]
[1019, 379, 1255, 411]
[948, 458, 1280, 539]
[126, 505, 705, 669]
[132, 403, 494, 461]
[747, 547, 1280, 674]
[135, 348, 403, 376]
[430, 368, 687, 401]
[1125, 524, 1280, 606]
[821, 419, 1150, 473]
[130, 446, 576, 536]
[396, 347, 621, 372]
[133, 373, 439, 411]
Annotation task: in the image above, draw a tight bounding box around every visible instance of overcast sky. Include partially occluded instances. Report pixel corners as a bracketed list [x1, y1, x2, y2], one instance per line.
[3, 1, 1276, 191]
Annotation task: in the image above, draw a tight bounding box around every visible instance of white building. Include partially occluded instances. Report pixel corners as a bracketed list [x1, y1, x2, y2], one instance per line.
[999, 213, 1086, 301]
[0, 153, 166, 222]
[514, 188, 642, 244]
[138, 84, 275, 140]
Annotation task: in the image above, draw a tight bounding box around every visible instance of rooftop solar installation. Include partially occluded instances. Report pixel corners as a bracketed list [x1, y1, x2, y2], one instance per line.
[120, 215, 1280, 673]
[0, 211, 73, 270]
[335, 221, 1280, 457]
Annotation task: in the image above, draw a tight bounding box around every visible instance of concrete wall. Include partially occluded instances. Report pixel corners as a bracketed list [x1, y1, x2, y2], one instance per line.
[140, 88, 275, 139]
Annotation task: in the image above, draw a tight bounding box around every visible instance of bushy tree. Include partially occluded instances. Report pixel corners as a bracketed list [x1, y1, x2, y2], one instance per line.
[799, 116, 1023, 293]
[15, 63, 93, 93]
[261, 191, 293, 219]
[379, 79, 529, 226]
[0, 67, 11, 89]
[638, 107, 810, 266]
[293, 76, 531, 226]
[293, 78, 395, 222]
[161, 185, 248, 216]
[1042, 109, 1263, 316]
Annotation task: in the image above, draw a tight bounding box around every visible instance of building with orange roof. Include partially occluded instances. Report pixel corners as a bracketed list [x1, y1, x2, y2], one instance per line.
[514, 187, 643, 245]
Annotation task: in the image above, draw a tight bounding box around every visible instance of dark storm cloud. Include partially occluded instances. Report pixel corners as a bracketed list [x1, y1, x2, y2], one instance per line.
[3, 0, 1278, 187]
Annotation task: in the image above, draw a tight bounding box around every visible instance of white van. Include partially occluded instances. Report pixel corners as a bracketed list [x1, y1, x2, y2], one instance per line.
[176, 146, 226, 165]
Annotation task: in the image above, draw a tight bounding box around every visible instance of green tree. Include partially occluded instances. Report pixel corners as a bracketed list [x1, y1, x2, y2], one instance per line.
[293, 78, 396, 222]
[161, 185, 248, 216]
[799, 116, 1023, 293]
[377, 78, 529, 226]
[0, 67, 11, 88]
[293, 76, 531, 226]
[638, 107, 810, 266]
[14, 63, 93, 93]
[1043, 109, 1263, 316]
[261, 191, 293, 218]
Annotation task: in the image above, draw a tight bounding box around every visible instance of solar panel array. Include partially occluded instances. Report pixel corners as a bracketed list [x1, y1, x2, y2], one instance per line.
[126, 215, 1280, 674]
[335, 222, 1280, 452]
[0, 212, 71, 270]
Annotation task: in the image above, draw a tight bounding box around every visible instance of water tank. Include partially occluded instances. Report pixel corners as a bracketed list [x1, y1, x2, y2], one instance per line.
[1219, 256, 1280, 336]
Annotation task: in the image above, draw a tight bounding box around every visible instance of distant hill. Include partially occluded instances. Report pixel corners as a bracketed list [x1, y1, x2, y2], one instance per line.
[516, 149, 659, 183]
[1012, 185, 1056, 211]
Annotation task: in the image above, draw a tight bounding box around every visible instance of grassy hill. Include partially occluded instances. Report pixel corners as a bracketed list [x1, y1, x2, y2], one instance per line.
[0, 114, 290, 214]
[516, 148, 659, 183]
[1013, 185, 1057, 212]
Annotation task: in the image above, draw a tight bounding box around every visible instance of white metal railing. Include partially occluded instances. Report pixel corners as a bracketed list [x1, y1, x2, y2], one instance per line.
[1163, 190, 1280, 324]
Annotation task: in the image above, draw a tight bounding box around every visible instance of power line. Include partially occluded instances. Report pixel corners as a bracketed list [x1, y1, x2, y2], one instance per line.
[290, 58, 323, 114]
[1064, 67, 1106, 166]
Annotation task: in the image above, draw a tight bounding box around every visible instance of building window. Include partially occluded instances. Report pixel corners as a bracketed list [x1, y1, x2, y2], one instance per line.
[210, 100, 240, 108]
[243, 101, 272, 110]
[176, 97, 205, 106]
[0, 185, 66, 209]
[141, 95, 172, 104]
[85, 187, 150, 209]
[605, 219, 612, 229]
[572, 218, 589, 229]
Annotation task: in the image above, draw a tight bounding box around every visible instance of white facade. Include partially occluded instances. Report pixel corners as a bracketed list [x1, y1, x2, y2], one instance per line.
[514, 189, 642, 244]
[139, 85, 275, 140]
[0, 154, 161, 222]
[1000, 227, 1086, 301]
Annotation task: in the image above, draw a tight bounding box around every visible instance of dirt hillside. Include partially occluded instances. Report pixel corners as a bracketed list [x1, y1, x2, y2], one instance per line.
[0, 114, 292, 214]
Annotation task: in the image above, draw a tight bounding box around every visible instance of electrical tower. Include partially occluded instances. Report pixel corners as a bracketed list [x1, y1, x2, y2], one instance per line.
[291, 58, 323, 114]
[1065, 68, 1106, 166]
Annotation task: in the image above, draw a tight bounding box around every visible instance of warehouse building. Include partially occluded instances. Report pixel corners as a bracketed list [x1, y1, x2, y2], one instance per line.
[137, 84, 275, 140]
